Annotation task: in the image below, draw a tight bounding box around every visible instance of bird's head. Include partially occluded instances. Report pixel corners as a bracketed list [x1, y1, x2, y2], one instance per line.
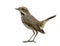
[15, 6, 30, 15]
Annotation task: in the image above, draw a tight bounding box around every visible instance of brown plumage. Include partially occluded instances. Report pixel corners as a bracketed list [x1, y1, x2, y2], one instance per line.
[15, 6, 56, 43]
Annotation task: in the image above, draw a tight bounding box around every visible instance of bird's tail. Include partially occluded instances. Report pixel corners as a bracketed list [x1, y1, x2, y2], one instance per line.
[44, 15, 56, 21]
[39, 15, 56, 29]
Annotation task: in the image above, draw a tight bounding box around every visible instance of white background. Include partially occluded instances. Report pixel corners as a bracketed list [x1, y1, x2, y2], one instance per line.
[0, 0, 60, 46]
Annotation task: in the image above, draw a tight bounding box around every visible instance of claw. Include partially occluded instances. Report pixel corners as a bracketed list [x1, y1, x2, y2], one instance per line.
[23, 40, 36, 43]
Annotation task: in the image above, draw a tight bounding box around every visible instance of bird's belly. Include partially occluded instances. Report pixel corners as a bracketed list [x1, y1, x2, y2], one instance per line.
[23, 23, 34, 30]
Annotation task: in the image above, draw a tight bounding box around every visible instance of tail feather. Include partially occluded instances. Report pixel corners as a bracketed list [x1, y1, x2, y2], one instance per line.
[39, 15, 56, 34]
[45, 15, 56, 21]
[39, 15, 56, 29]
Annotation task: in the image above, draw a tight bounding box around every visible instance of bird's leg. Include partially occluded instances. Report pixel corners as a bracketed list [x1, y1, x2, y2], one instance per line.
[32, 31, 38, 42]
[23, 30, 35, 43]
[28, 30, 35, 41]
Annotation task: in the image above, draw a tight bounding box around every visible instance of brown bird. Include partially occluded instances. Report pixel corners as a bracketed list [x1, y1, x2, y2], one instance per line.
[15, 6, 56, 43]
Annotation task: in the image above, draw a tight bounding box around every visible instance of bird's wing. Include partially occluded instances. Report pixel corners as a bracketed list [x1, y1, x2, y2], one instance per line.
[22, 15, 45, 34]
[23, 20, 45, 34]
[22, 16, 40, 30]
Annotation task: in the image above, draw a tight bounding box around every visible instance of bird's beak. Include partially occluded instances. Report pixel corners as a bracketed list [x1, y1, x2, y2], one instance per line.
[15, 8, 19, 10]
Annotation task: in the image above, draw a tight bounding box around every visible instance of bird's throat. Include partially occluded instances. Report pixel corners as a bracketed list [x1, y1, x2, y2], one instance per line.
[21, 12, 25, 16]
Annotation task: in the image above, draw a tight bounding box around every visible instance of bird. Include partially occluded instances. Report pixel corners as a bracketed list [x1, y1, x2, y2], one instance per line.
[15, 6, 56, 43]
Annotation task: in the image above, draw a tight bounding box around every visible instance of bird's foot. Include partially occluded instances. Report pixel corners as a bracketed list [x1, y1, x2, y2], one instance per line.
[23, 40, 36, 43]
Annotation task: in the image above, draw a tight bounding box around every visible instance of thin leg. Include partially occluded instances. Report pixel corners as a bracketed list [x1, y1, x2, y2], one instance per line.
[32, 31, 38, 41]
[23, 30, 35, 43]
[28, 30, 35, 41]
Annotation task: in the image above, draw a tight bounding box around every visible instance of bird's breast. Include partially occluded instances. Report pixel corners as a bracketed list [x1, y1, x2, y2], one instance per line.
[22, 22, 34, 30]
